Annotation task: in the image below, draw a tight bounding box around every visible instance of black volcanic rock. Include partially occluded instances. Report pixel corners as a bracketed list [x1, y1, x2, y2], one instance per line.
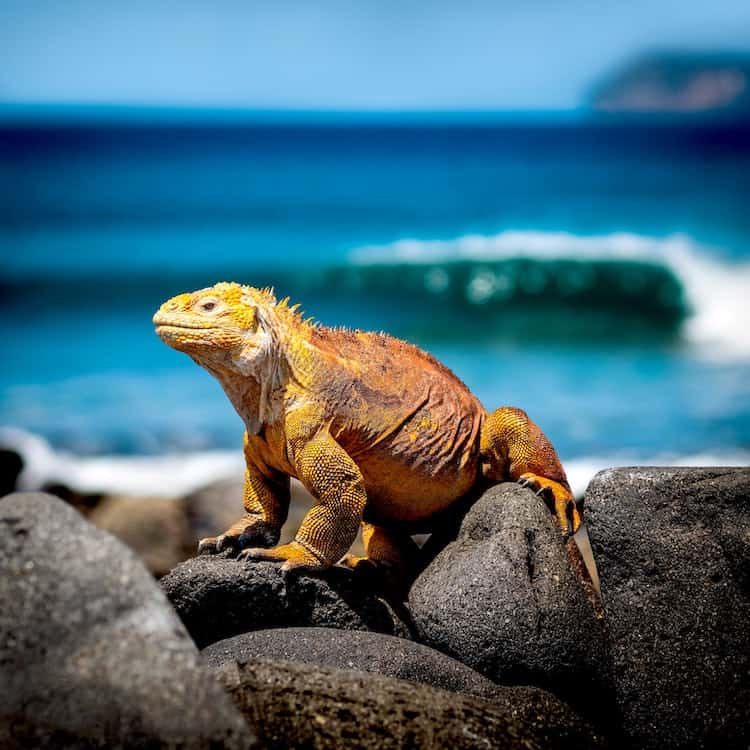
[586, 466, 750, 749]
[0, 449, 23, 497]
[161, 555, 411, 649]
[408, 483, 612, 724]
[218, 658, 608, 750]
[202, 626, 505, 701]
[0, 491, 254, 750]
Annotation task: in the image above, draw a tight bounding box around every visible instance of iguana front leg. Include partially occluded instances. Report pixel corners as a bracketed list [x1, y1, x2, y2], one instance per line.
[481, 406, 581, 536]
[239, 425, 366, 571]
[198, 433, 289, 555]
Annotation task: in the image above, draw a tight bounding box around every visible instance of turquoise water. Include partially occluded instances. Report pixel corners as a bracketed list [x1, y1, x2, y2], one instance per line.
[1, 119, 749, 477]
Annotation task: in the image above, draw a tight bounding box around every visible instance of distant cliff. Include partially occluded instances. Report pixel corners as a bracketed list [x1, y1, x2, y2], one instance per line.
[589, 53, 750, 119]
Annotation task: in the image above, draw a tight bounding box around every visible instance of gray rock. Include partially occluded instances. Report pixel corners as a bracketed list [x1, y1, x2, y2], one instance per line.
[161, 555, 411, 649]
[218, 657, 608, 750]
[585, 466, 750, 749]
[89, 495, 194, 577]
[202, 626, 504, 700]
[0, 492, 254, 750]
[182, 478, 246, 545]
[408, 482, 612, 724]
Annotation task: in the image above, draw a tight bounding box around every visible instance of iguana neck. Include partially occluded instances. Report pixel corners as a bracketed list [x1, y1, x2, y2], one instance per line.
[208, 366, 271, 435]
[201, 301, 317, 435]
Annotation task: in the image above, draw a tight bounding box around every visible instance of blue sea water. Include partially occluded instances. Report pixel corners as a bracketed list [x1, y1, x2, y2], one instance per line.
[1, 116, 749, 492]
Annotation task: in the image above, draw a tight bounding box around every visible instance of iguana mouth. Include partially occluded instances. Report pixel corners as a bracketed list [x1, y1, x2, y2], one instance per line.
[155, 323, 217, 331]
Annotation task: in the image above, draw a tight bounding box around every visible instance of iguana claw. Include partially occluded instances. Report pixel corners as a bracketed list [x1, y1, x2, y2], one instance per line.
[198, 519, 280, 556]
[517, 473, 581, 537]
[535, 484, 556, 512]
[237, 541, 327, 572]
[197, 534, 240, 556]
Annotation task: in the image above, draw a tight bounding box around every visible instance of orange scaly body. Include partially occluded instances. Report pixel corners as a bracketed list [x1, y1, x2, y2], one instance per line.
[154, 282, 577, 572]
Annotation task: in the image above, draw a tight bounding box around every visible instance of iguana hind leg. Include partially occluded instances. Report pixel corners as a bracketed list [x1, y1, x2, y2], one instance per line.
[481, 406, 581, 536]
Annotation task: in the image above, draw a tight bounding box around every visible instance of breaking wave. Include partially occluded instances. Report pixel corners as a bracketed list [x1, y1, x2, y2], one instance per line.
[349, 231, 750, 359]
[2, 229, 748, 357]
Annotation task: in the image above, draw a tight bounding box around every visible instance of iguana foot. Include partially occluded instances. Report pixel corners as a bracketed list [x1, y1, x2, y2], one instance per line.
[197, 533, 239, 556]
[237, 541, 327, 572]
[197, 517, 279, 556]
[340, 553, 373, 569]
[517, 473, 581, 537]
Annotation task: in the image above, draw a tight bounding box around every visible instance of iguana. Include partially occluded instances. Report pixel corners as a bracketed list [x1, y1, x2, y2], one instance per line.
[153, 282, 581, 575]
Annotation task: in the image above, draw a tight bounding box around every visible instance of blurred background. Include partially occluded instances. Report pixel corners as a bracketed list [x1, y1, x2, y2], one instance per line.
[1, 0, 749, 500]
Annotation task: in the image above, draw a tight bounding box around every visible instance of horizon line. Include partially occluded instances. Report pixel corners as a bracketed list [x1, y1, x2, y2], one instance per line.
[1, 102, 746, 127]
[0, 101, 588, 121]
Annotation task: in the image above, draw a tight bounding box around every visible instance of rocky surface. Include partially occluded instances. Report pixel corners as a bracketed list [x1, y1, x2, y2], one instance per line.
[408, 482, 612, 724]
[218, 657, 607, 750]
[0, 472, 363, 580]
[203, 626, 505, 700]
[89, 494, 195, 577]
[0, 491, 254, 749]
[4, 467, 748, 749]
[161, 555, 411, 649]
[586, 467, 750, 750]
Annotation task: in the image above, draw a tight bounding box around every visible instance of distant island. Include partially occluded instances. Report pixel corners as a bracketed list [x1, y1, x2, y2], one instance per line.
[589, 52, 750, 119]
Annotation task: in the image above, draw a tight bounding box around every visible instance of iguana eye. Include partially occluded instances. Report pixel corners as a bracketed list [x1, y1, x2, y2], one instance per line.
[196, 298, 221, 313]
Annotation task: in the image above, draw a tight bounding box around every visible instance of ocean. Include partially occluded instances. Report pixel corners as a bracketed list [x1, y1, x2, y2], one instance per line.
[1, 116, 749, 497]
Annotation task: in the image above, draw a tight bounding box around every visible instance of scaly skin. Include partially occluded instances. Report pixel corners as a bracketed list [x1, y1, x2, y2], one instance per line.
[153, 282, 580, 573]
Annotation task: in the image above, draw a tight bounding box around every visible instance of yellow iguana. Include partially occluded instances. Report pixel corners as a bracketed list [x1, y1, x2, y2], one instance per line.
[153, 282, 581, 575]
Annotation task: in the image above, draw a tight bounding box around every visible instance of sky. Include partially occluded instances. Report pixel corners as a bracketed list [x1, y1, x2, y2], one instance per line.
[1, 0, 750, 111]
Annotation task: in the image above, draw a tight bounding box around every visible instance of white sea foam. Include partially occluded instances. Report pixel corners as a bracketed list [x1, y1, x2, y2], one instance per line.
[2, 427, 748, 501]
[1, 426, 243, 497]
[351, 230, 750, 361]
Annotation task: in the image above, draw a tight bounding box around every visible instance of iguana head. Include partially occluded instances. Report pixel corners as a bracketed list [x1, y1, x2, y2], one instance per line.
[153, 282, 277, 373]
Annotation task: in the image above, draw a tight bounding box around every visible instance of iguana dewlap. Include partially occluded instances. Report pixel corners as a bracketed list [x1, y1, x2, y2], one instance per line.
[153, 282, 579, 572]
